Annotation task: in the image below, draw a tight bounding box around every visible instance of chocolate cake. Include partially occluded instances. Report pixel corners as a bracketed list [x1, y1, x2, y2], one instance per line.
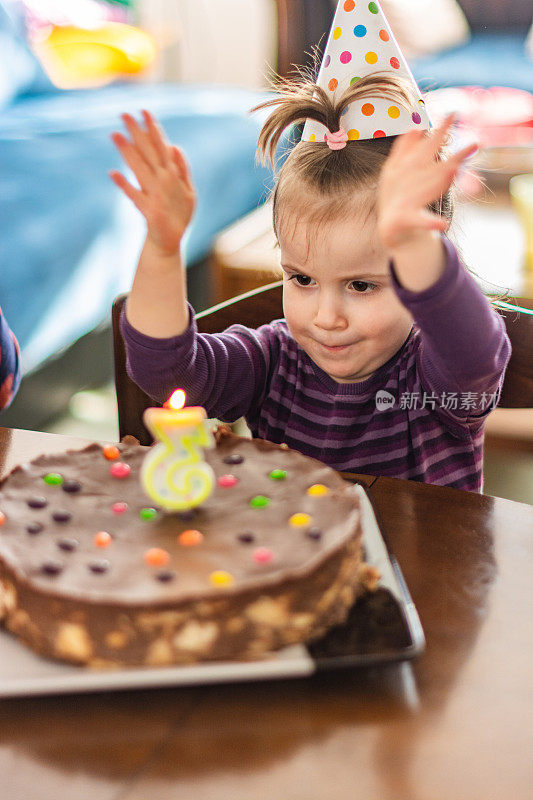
[0, 428, 366, 668]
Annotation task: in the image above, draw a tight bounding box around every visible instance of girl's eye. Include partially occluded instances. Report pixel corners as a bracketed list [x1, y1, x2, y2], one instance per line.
[350, 280, 376, 294]
[290, 274, 315, 287]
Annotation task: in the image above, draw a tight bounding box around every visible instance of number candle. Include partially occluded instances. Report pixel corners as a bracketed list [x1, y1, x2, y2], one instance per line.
[141, 390, 215, 511]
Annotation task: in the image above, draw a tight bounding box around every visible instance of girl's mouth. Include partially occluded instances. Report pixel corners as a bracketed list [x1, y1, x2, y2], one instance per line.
[317, 341, 355, 352]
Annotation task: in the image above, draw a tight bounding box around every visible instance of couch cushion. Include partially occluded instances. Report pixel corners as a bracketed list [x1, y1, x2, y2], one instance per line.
[411, 32, 533, 93]
[0, 83, 284, 371]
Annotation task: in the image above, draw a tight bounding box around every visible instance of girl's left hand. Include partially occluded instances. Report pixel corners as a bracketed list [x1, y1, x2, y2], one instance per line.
[376, 112, 478, 252]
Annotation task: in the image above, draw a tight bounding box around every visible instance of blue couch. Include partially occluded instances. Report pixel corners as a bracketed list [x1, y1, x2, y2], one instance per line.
[409, 1, 533, 93]
[0, 2, 285, 427]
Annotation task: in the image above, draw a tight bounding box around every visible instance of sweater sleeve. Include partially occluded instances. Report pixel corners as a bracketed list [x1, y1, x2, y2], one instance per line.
[119, 303, 280, 422]
[389, 237, 512, 422]
[0, 308, 21, 412]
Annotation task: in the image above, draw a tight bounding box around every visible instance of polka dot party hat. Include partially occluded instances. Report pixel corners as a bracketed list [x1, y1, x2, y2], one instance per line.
[301, 0, 431, 143]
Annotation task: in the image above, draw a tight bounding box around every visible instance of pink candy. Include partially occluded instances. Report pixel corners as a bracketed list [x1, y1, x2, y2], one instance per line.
[217, 474, 239, 488]
[112, 502, 128, 514]
[110, 463, 131, 479]
[253, 547, 273, 564]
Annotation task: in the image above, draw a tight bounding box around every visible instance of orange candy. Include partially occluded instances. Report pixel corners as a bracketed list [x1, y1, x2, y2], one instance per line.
[144, 547, 170, 567]
[94, 531, 112, 548]
[103, 445, 120, 461]
[178, 529, 204, 547]
[0, 511, 5, 525]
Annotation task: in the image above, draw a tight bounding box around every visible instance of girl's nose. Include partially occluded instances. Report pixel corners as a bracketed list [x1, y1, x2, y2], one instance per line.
[313, 293, 348, 331]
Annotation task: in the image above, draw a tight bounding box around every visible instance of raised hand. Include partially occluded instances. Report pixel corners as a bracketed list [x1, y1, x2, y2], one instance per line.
[377, 112, 478, 253]
[110, 110, 196, 257]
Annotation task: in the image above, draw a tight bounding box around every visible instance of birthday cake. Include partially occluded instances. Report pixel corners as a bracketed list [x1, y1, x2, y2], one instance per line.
[0, 428, 368, 668]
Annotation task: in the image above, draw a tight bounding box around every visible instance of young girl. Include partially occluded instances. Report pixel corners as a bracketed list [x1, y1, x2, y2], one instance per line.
[0, 308, 20, 412]
[110, 72, 511, 494]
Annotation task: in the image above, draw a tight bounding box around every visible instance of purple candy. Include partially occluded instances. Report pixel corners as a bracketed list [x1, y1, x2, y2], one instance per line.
[28, 497, 47, 509]
[27, 522, 44, 535]
[62, 479, 82, 493]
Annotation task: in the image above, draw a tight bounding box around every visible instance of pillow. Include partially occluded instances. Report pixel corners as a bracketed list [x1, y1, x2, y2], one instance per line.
[372, 0, 471, 60]
[0, 0, 53, 110]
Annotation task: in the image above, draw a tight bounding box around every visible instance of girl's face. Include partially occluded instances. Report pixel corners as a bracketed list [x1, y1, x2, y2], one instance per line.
[278, 208, 414, 383]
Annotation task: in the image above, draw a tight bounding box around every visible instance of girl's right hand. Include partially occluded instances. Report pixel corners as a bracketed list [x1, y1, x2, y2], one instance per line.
[109, 110, 196, 257]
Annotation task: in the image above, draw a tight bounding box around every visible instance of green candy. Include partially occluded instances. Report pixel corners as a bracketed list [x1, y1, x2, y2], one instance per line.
[269, 469, 287, 481]
[250, 495, 271, 509]
[43, 473, 63, 486]
[140, 507, 158, 521]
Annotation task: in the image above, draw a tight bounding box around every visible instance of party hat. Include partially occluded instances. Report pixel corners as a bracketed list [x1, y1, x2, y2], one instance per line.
[301, 0, 431, 143]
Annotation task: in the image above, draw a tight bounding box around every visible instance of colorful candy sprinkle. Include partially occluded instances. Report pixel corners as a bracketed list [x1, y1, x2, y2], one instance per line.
[156, 569, 176, 582]
[94, 531, 112, 548]
[223, 454, 244, 465]
[253, 547, 273, 564]
[27, 522, 43, 535]
[269, 469, 287, 481]
[43, 473, 63, 486]
[41, 561, 63, 576]
[57, 538, 78, 552]
[307, 527, 323, 540]
[112, 502, 128, 515]
[250, 495, 270, 508]
[217, 474, 239, 488]
[140, 507, 157, 521]
[103, 445, 121, 460]
[178, 529, 204, 546]
[89, 559, 110, 574]
[307, 484, 329, 496]
[28, 496, 47, 509]
[144, 548, 170, 567]
[62, 479, 82, 493]
[52, 510, 72, 523]
[289, 513, 312, 527]
[110, 462, 131, 479]
[209, 570, 234, 587]
[238, 531, 255, 544]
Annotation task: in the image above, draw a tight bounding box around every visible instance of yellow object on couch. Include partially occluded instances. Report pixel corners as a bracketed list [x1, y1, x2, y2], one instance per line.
[34, 22, 156, 88]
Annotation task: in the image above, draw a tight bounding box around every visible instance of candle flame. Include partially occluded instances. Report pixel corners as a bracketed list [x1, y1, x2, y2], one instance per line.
[165, 389, 187, 410]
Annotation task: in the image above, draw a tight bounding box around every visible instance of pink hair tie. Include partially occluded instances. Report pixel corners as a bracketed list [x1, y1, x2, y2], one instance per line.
[325, 126, 349, 150]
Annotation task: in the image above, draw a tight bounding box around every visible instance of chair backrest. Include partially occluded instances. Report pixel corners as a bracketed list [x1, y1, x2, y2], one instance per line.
[112, 281, 284, 444]
[492, 298, 533, 407]
[112, 283, 533, 444]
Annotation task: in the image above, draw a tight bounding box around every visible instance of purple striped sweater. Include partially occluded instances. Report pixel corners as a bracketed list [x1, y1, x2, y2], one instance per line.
[121, 238, 511, 493]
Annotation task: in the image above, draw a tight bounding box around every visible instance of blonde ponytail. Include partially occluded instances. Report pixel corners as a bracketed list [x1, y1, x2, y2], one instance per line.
[250, 69, 416, 170]
[248, 52, 452, 242]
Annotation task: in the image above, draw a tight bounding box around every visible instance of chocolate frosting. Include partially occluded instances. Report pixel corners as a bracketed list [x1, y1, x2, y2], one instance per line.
[0, 430, 361, 607]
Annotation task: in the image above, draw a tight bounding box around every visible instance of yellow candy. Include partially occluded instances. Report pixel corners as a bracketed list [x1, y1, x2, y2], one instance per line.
[307, 484, 329, 496]
[210, 570, 234, 587]
[289, 513, 312, 527]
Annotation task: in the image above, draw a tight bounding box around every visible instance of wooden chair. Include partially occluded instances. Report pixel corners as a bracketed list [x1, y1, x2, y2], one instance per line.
[112, 283, 533, 445]
[112, 281, 283, 444]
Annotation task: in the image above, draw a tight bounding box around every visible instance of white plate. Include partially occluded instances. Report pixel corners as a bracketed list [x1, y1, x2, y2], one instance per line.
[0, 483, 424, 698]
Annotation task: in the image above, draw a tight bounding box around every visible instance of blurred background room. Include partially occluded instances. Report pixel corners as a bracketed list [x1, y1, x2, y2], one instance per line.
[1, 0, 532, 502]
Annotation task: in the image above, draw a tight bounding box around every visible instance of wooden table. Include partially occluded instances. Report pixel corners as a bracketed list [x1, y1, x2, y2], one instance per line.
[1, 427, 532, 800]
